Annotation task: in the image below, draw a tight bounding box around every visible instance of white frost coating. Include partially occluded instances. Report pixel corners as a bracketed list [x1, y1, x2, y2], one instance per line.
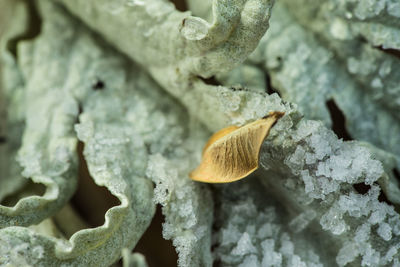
[213, 181, 324, 266]
[231, 232, 257, 256]
[253, 2, 400, 164]
[378, 222, 392, 241]
[238, 255, 259, 267]
[234, 71, 400, 266]
[261, 239, 282, 266]
[0, 239, 31, 266]
[336, 242, 359, 266]
[353, 0, 386, 20]
[54, 0, 275, 78]
[0, 1, 168, 265]
[329, 18, 351, 40]
[289, 210, 317, 233]
[0, 0, 30, 210]
[387, 1, 400, 17]
[2, 0, 400, 266]
[146, 152, 213, 267]
[319, 207, 347, 235]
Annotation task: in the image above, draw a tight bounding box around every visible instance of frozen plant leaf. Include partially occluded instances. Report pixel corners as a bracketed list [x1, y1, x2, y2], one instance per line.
[0, 0, 30, 204]
[2, 0, 400, 266]
[0, 2, 157, 265]
[53, 0, 274, 78]
[51, 0, 276, 132]
[190, 112, 284, 183]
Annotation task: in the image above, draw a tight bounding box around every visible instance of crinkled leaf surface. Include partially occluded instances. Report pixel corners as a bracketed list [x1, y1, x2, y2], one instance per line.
[1, 1, 215, 266]
[1, 0, 400, 266]
[253, 1, 400, 164]
[0, 1, 30, 205]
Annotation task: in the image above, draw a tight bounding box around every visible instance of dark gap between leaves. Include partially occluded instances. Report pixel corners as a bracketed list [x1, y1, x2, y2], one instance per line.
[393, 168, 400, 183]
[0, 180, 46, 207]
[6, 0, 42, 57]
[326, 99, 393, 205]
[377, 187, 393, 205]
[375, 46, 400, 59]
[211, 231, 222, 267]
[359, 35, 400, 59]
[353, 182, 393, 206]
[326, 99, 352, 141]
[265, 71, 281, 96]
[170, 0, 188, 11]
[70, 141, 121, 228]
[213, 259, 222, 267]
[133, 205, 178, 267]
[371, 182, 393, 206]
[76, 104, 83, 124]
[198, 75, 221, 86]
[353, 183, 371, 195]
[0, 136, 6, 144]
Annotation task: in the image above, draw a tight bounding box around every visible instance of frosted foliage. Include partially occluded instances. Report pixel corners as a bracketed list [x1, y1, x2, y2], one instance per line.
[336, 242, 359, 266]
[213, 181, 323, 267]
[258, 112, 400, 265]
[378, 222, 392, 241]
[289, 210, 317, 233]
[284, 120, 385, 200]
[261, 239, 282, 266]
[55, 0, 275, 80]
[320, 206, 347, 235]
[2, 0, 400, 266]
[146, 152, 213, 267]
[232, 233, 257, 256]
[251, 1, 400, 165]
[216, 64, 267, 93]
[0, 1, 212, 266]
[0, 238, 40, 266]
[238, 255, 259, 267]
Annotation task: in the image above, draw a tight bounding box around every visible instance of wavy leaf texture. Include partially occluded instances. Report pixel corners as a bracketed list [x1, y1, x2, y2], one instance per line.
[1, 0, 400, 266]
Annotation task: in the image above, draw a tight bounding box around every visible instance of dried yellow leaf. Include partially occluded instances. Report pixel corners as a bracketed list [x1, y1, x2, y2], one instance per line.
[190, 112, 284, 183]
